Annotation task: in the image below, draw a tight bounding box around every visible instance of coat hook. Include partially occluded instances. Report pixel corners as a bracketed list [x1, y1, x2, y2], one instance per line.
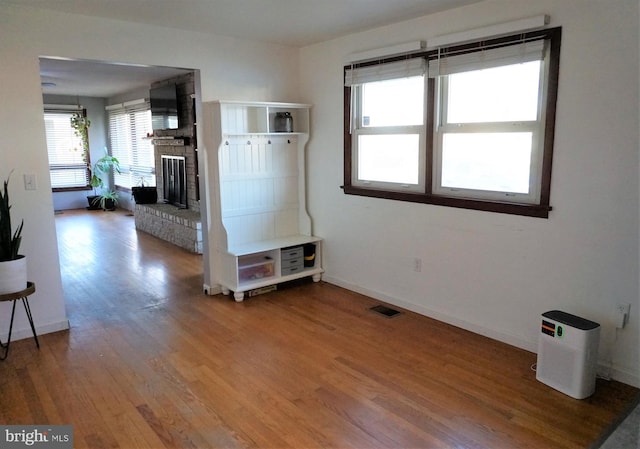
[287, 139, 291, 144]
[247, 140, 251, 145]
[268, 140, 271, 145]
[225, 140, 229, 145]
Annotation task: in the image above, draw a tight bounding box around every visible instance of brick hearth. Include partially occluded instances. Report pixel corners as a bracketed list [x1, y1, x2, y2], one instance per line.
[135, 204, 202, 254]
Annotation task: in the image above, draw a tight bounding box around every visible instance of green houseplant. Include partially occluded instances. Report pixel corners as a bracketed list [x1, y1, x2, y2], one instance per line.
[70, 112, 120, 211]
[70, 111, 91, 162]
[87, 152, 121, 211]
[0, 174, 26, 294]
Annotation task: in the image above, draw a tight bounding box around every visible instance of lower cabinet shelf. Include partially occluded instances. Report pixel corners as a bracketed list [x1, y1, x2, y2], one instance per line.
[219, 236, 323, 302]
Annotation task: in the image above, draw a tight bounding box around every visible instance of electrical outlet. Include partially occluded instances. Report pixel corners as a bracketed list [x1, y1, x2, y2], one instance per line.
[615, 303, 631, 329]
[413, 257, 422, 273]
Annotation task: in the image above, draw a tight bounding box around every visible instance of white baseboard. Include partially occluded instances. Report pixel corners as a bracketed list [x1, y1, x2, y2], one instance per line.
[609, 365, 640, 388]
[323, 275, 639, 388]
[7, 319, 70, 342]
[324, 275, 534, 351]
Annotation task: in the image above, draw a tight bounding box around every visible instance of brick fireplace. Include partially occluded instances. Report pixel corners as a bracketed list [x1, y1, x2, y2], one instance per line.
[134, 72, 202, 253]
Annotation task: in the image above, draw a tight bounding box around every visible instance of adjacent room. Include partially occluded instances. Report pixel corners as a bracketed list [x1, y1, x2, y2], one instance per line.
[0, 0, 638, 447]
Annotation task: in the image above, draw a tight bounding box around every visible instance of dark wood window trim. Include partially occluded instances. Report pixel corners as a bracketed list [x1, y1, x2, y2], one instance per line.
[52, 186, 92, 193]
[343, 27, 561, 219]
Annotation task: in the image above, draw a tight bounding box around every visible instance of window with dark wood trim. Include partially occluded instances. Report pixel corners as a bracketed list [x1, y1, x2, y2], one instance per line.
[343, 27, 561, 218]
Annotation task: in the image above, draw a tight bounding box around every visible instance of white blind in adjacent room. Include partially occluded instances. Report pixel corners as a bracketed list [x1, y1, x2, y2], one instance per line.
[43, 108, 89, 189]
[107, 100, 155, 189]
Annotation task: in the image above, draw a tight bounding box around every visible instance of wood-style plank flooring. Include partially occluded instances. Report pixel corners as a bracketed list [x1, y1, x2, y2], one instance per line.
[0, 208, 637, 448]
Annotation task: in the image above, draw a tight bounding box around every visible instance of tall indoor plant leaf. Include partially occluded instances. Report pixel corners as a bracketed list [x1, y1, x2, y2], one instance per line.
[0, 174, 23, 261]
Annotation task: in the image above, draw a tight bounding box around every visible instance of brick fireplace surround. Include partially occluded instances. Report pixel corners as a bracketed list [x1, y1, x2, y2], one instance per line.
[134, 72, 202, 254]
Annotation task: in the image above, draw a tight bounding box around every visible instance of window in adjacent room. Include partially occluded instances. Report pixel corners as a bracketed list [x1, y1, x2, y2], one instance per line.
[43, 107, 90, 190]
[343, 27, 561, 218]
[107, 100, 155, 190]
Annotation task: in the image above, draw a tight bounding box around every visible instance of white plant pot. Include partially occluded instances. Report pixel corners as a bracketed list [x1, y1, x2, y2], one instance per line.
[0, 255, 27, 295]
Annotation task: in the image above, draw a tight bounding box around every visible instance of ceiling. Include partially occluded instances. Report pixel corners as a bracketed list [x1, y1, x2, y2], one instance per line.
[25, 0, 483, 98]
[11, 0, 482, 47]
[40, 58, 193, 98]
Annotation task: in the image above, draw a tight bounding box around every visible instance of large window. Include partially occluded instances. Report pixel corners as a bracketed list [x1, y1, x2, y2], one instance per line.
[107, 100, 155, 189]
[43, 108, 90, 190]
[344, 27, 561, 218]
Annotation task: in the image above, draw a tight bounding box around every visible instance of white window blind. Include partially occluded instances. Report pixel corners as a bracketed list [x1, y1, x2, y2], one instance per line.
[107, 101, 154, 189]
[44, 108, 89, 189]
[345, 58, 426, 86]
[428, 39, 545, 77]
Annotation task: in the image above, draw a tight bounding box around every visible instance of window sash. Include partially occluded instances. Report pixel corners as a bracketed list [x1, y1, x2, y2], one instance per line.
[43, 109, 90, 189]
[353, 126, 426, 191]
[432, 49, 547, 204]
[351, 74, 427, 192]
[433, 127, 542, 202]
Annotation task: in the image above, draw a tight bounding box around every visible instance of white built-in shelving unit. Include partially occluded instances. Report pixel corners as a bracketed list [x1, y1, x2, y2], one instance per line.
[203, 101, 322, 301]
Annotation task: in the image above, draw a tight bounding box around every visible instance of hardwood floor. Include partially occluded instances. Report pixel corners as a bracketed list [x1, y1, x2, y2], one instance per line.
[0, 208, 637, 448]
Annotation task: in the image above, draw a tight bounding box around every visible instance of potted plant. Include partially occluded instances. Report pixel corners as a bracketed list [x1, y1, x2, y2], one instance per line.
[87, 152, 121, 211]
[131, 177, 157, 204]
[97, 190, 119, 211]
[0, 174, 26, 294]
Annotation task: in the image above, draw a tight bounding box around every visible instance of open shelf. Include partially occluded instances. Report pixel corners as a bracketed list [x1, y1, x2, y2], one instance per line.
[219, 101, 310, 135]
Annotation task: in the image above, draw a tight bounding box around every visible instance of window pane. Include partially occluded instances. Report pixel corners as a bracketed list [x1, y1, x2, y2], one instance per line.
[50, 168, 88, 188]
[358, 134, 419, 184]
[441, 132, 532, 193]
[447, 61, 541, 123]
[362, 76, 423, 127]
[44, 111, 89, 188]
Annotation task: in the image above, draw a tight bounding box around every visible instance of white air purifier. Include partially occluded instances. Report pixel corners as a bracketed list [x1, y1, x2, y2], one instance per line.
[536, 310, 600, 399]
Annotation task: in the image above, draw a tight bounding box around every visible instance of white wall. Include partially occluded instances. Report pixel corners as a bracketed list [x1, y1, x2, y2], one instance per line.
[0, 4, 300, 341]
[300, 0, 640, 386]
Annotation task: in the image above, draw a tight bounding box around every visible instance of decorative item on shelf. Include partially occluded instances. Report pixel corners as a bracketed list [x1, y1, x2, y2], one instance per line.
[274, 112, 293, 132]
[131, 177, 158, 205]
[0, 174, 26, 294]
[87, 151, 121, 211]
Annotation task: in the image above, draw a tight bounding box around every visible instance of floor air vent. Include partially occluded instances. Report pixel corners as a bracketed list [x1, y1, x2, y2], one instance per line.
[370, 305, 401, 318]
